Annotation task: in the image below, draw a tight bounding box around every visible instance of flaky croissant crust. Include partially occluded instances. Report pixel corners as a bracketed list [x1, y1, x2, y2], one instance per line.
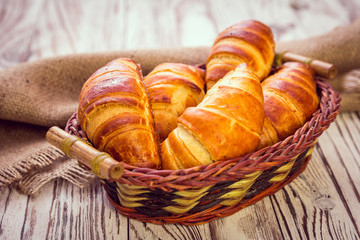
[78, 58, 160, 169]
[206, 20, 275, 90]
[144, 63, 206, 142]
[258, 62, 319, 149]
[161, 64, 264, 170]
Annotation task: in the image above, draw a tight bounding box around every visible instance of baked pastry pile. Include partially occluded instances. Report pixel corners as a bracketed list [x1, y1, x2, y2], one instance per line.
[77, 20, 319, 170]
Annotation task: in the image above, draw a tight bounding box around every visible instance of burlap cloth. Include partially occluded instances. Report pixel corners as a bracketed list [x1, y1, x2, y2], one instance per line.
[1, 19, 360, 195]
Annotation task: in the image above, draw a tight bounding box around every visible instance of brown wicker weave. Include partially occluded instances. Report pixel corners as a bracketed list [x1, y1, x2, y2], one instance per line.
[65, 76, 340, 225]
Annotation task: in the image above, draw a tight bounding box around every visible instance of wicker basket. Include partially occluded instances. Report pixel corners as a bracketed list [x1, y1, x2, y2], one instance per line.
[65, 74, 340, 225]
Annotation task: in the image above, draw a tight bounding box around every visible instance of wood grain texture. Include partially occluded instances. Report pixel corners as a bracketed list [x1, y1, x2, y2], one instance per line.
[1, 0, 360, 239]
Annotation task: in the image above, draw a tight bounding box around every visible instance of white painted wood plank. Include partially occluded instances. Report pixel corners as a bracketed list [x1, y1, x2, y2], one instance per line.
[42, 179, 128, 240]
[128, 220, 212, 240]
[0, 188, 29, 239]
[208, 199, 284, 239]
[0, 0, 45, 68]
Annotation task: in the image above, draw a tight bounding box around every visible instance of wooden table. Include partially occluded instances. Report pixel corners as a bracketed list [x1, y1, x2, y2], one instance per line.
[1, 0, 360, 239]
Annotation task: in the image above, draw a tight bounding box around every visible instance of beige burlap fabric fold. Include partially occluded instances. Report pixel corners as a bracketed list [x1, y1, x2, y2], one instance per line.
[1, 19, 360, 195]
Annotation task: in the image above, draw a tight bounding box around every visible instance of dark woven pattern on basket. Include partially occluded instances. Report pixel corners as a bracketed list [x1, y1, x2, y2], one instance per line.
[66, 77, 340, 225]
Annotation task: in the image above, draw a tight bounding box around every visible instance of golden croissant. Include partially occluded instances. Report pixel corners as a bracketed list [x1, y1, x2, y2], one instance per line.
[258, 62, 319, 149]
[161, 63, 264, 170]
[77, 58, 160, 169]
[206, 20, 275, 90]
[144, 63, 206, 142]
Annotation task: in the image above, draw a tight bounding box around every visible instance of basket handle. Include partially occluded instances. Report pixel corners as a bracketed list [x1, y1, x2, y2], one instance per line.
[46, 126, 123, 181]
[275, 52, 337, 79]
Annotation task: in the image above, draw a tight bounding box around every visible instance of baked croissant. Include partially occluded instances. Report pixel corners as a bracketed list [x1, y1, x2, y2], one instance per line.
[161, 63, 264, 170]
[77, 58, 160, 169]
[206, 20, 275, 90]
[257, 62, 319, 149]
[144, 63, 206, 142]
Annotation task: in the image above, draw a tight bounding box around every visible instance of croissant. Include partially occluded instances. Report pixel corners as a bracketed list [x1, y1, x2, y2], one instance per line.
[144, 63, 206, 142]
[161, 64, 264, 170]
[77, 58, 160, 169]
[206, 20, 275, 90]
[257, 62, 319, 149]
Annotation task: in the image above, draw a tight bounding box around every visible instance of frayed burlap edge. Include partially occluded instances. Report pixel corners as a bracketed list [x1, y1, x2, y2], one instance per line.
[18, 157, 96, 195]
[0, 146, 95, 195]
[0, 146, 64, 186]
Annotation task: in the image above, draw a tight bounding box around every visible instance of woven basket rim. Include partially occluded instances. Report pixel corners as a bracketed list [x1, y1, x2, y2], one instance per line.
[66, 76, 341, 190]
